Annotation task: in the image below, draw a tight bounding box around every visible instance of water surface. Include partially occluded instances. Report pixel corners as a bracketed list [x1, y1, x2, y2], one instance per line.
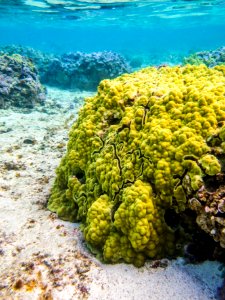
[0, 1, 225, 64]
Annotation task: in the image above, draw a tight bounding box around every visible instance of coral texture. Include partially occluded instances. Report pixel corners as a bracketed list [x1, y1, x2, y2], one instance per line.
[48, 65, 225, 265]
[183, 47, 225, 67]
[0, 54, 46, 109]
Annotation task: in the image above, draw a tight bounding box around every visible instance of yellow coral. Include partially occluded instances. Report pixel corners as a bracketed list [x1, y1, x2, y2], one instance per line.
[48, 65, 225, 266]
[199, 154, 221, 176]
[84, 195, 112, 246]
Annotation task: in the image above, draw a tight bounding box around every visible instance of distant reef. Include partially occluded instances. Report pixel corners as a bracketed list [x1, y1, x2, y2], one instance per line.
[0, 44, 54, 83]
[43, 51, 131, 90]
[183, 46, 225, 67]
[0, 45, 131, 91]
[0, 54, 46, 109]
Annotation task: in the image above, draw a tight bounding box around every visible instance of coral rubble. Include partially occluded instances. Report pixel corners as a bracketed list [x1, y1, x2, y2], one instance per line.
[48, 64, 225, 266]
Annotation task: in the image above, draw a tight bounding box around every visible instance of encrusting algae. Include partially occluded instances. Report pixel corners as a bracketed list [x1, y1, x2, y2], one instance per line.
[48, 64, 225, 266]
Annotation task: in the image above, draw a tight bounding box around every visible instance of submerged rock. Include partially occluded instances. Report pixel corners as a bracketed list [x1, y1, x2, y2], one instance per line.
[0, 54, 46, 109]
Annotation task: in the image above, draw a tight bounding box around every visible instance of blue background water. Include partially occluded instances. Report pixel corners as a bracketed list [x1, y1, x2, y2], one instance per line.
[0, 1, 225, 63]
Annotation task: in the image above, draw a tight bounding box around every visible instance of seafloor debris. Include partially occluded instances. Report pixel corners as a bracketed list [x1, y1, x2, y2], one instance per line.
[0, 246, 93, 299]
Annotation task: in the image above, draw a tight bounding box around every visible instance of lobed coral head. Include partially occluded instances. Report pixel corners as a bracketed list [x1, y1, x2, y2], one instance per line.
[48, 64, 225, 265]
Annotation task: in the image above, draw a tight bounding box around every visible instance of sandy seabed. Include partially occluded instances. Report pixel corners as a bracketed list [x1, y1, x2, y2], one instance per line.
[0, 87, 224, 300]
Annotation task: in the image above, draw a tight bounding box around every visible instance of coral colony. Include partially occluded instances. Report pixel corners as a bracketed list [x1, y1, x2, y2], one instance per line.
[0, 54, 46, 109]
[48, 64, 225, 266]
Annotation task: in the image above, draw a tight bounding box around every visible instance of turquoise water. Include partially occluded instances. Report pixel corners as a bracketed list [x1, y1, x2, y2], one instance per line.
[0, 0, 225, 62]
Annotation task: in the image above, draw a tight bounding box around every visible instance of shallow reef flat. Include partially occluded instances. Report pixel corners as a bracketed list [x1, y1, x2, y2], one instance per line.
[0, 86, 224, 300]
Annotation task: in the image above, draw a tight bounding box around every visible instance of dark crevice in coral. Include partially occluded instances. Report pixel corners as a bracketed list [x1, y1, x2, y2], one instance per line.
[116, 123, 131, 133]
[91, 149, 101, 158]
[203, 174, 224, 192]
[173, 169, 188, 188]
[75, 169, 86, 184]
[112, 177, 134, 203]
[122, 180, 135, 188]
[111, 178, 136, 221]
[136, 159, 144, 179]
[111, 143, 122, 176]
[218, 121, 225, 128]
[164, 208, 180, 230]
[215, 210, 225, 217]
[184, 230, 220, 262]
[111, 190, 123, 222]
[139, 102, 150, 109]
[142, 111, 147, 126]
[217, 154, 225, 172]
[139, 149, 154, 165]
[111, 201, 121, 222]
[126, 149, 134, 155]
[107, 114, 121, 125]
[165, 208, 225, 263]
[126, 98, 135, 106]
[76, 191, 86, 200]
[141, 105, 150, 126]
[116, 141, 126, 153]
[183, 154, 199, 162]
[206, 134, 221, 147]
[134, 149, 141, 159]
[171, 196, 180, 208]
[91, 135, 104, 156]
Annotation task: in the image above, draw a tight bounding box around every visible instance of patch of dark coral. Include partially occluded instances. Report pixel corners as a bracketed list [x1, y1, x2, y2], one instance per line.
[0, 54, 46, 109]
[183, 230, 225, 263]
[185, 169, 225, 265]
[165, 208, 225, 263]
[203, 174, 225, 192]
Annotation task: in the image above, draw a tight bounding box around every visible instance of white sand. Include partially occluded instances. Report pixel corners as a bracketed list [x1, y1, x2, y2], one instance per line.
[0, 87, 223, 300]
